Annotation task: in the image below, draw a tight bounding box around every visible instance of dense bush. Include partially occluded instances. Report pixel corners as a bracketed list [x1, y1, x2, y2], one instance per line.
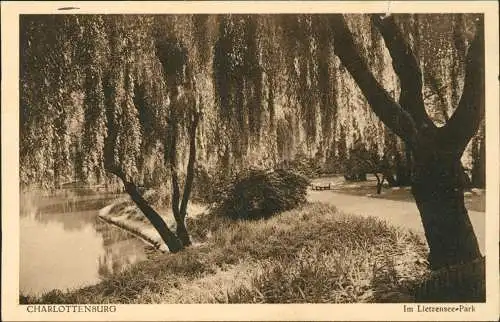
[213, 169, 310, 220]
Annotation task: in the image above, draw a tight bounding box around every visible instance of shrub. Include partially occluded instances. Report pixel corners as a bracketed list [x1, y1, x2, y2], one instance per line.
[213, 169, 310, 220]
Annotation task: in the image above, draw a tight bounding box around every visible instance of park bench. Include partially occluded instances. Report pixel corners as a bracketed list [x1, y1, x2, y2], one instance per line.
[311, 183, 332, 191]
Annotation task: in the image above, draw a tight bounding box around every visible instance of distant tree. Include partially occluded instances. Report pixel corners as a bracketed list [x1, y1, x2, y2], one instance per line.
[344, 136, 368, 182]
[331, 14, 483, 269]
[344, 137, 394, 194]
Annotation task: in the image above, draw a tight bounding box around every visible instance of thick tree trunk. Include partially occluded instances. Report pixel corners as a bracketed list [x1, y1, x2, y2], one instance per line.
[165, 95, 191, 248]
[411, 151, 481, 269]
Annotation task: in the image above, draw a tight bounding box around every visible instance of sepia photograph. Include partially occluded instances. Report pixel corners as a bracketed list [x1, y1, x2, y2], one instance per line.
[2, 1, 499, 321]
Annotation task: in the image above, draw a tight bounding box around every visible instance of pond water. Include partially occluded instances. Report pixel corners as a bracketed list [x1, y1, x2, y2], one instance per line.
[20, 192, 148, 296]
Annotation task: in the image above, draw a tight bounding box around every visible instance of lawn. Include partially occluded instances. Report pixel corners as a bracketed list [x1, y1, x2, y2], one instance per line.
[20, 202, 430, 304]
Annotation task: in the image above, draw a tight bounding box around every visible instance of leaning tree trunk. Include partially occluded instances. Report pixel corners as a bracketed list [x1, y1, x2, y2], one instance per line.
[330, 14, 484, 271]
[106, 166, 184, 253]
[121, 179, 184, 253]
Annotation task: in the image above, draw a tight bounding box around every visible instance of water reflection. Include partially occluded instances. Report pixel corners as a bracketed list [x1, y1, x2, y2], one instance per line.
[94, 217, 147, 278]
[20, 193, 147, 296]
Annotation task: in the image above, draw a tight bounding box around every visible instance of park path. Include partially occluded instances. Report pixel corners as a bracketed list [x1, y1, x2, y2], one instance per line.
[307, 190, 485, 255]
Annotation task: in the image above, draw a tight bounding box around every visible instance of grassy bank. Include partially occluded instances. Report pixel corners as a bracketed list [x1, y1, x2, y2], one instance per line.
[96, 200, 207, 252]
[20, 203, 430, 303]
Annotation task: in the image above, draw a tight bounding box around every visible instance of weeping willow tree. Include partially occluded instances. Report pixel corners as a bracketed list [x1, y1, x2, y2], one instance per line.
[102, 16, 204, 251]
[21, 15, 201, 252]
[20, 15, 85, 188]
[22, 14, 483, 186]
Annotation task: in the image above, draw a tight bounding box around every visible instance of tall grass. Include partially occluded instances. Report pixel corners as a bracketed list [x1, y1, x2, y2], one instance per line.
[20, 203, 429, 304]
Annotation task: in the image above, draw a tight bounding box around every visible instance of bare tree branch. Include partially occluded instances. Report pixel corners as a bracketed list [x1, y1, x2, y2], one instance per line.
[371, 14, 435, 129]
[441, 20, 485, 152]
